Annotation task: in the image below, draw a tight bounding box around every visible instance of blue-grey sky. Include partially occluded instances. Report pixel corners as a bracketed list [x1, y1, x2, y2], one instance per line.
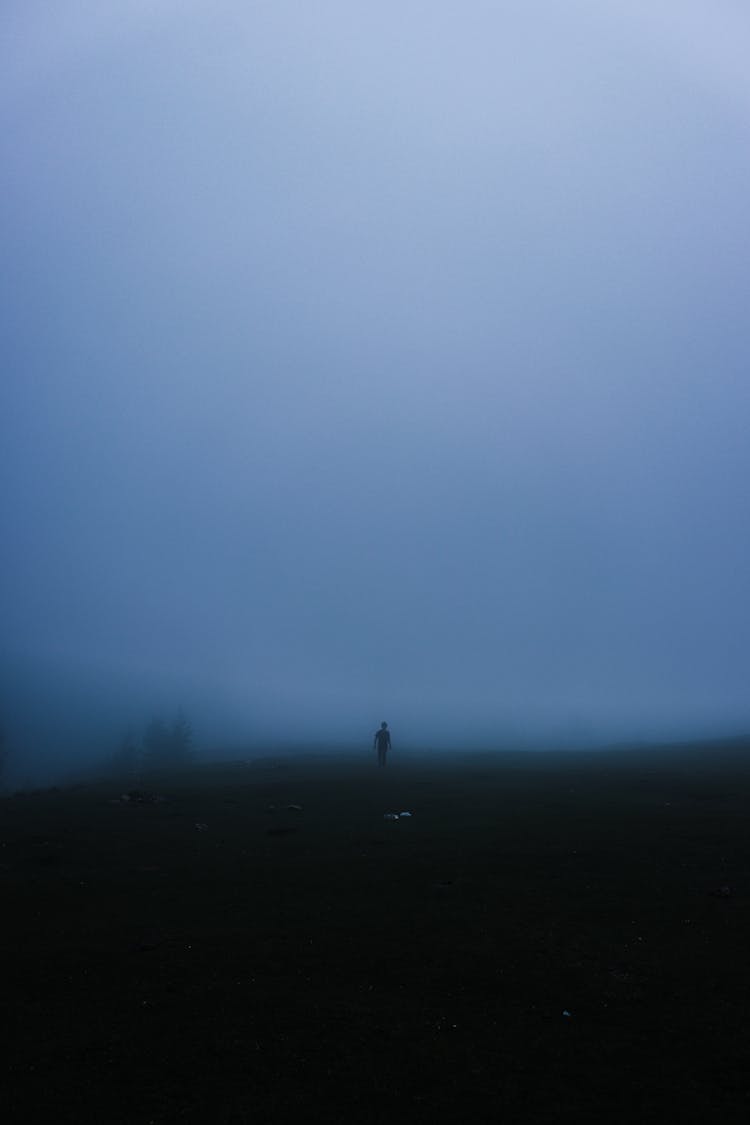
[2, 1, 750, 755]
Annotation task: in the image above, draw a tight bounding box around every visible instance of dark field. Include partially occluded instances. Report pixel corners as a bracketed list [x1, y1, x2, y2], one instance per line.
[3, 744, 750, 1122]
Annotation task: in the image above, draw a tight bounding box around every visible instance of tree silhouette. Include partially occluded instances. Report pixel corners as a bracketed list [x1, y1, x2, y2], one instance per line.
[0, 722, 7, 787]
[143, 712, 193, 767]
[112, 727, 139, 777]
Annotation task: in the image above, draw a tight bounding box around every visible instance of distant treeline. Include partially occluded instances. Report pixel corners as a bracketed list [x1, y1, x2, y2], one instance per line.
[112, 712, 193, 775]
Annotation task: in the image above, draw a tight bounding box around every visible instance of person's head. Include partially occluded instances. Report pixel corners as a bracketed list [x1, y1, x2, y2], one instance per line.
[380, 721, 388, 729]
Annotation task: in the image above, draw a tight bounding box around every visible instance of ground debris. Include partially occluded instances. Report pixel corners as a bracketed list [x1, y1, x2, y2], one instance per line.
[112, 790, 168, 805]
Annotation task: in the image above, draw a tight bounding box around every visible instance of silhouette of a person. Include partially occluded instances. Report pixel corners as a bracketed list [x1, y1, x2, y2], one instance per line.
[374, 721, 391, 767]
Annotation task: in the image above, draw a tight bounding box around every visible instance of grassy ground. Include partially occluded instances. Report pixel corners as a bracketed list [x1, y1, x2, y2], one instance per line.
[3, 744, 750, 1122]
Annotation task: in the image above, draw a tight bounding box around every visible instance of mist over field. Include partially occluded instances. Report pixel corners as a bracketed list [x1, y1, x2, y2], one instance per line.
[2, 1, 750, 783]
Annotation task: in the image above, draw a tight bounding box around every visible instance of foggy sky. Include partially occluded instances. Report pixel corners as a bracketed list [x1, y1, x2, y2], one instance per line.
[3, 1, 750, 755]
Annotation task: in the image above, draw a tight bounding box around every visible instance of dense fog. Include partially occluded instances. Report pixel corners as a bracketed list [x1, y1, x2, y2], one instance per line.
[2, 2, 750, 783]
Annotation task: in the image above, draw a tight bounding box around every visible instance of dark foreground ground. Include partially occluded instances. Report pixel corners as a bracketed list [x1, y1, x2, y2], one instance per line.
[3, 742, 750, 1123]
